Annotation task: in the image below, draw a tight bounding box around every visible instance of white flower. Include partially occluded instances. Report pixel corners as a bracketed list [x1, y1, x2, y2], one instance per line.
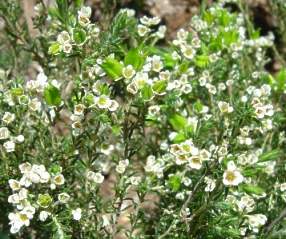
[72, 208, 82, 221]
[9, 179, 21, 191]
[58, 193, 70, 203]
[218, 101, 233, 114]
[19, 162, 32, 174]
[95, 95, 111, 109]
[86, 171, 104, 184]
[15, 135, 25, 143]
[237, 195, 255, 213]
[2, 112, 15, 124]
[116, 159, 129, 174]
[223, 161, 244, 186]
[9, 211, 30, 234]
[134, 72, 149, 89]
[151, 55, 163, 72]
[39, 211, 50, 222]
[108, 100, 119, 112]
[129, 176, 141, 185]
[74, 104, 85, 115]
[148, 105, 160, 116]
[62, 43, 72, 54]
[93, 172, 104, 184]
[53, 174, 65, 186]
[0, 127, 10, 140]
[57, 31, 71, 44]
[100, 144, 114, 155]
[138, 24, 150, 37]
[181, 45, 196, 59]
[247, 214, 267, 233]
[140, 16, 160, 26]
[78, 6, 91, 27]
[188, 156, 203, 170]
[122, 65, 136, 79]
[199, 149, 211, 161]
[280, 183, 286, 192]
[4, 140, 15, 152]
[204, 177, 216, 192]
[126, 82, 138, 94]
[28, 98, 41, 112]
[78, 6, 91, 18]
[156, 25, 166, 39]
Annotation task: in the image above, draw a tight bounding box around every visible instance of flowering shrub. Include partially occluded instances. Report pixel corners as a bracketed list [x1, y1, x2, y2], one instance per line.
[0, 0, 286, 238]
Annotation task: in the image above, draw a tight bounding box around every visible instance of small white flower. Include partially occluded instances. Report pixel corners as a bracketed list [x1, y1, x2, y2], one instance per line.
[151, 55, 163, 72]
[28, 98, 41, 112]
[0, 127, 10, 140]
[53, 174, 65, 186]
[156, 25, 166, 39]
[74, 104, 85, 115]
[86, 171, 104, 184]
[108, 100, 119, 111]
[188, 156, 203, 170]
[134, 72, 149, 89]
[122, 65, 136, 79]
[39, 211, 50, 222]
[2, 112, 15, 124]
[94, 172, 104, 184]
[223, 161, 244, 186]
[140, 16, 160, 26]
[57, 31, 71, 44]
[78, 6, 91, 18]
[62, 43, 72, 54]
[4, 140, 15, 152]
[218, 101, 234, 114]
[15, 135, 25, 143]
[95, 95, 111, 109]
[204, 177, 216, 192]
[72, 208, 82, 220]
[247, 214, 267, 233]
[58, 193, 70, 203]
[19, 162, 32, 174]
[126, 82, 138, 95]
[138, 24, 151, 37]
[181, 45, 196, 59]
[9, 179, 21, 191]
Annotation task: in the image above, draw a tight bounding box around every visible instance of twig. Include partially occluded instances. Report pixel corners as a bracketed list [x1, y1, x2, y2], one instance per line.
[265, 207, 286, 233]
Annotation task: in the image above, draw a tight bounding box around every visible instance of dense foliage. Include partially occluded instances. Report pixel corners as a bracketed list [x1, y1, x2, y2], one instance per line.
[1, 0, 286, 238]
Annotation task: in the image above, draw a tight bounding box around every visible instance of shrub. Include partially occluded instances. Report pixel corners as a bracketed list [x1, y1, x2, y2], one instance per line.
[0, 0, 286, 238]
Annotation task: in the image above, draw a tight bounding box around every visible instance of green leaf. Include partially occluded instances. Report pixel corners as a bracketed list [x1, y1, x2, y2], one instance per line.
[101, 58, 123, 80]
[141, 84, 154, 101]
[152, 80, 167, 95]
[124, 48, 145, 70]
[259, 149, 282, 162]
[168, 113, 188, 131]
[275, 69, 286, 91]
[195, 55, 209, 68]
[172, 131, 186, 143]
[240, 184, 265, 195]
[72, 28, 87, 45]
[56, 0, 68, 21]
[44, 84, 61, 106]
[10, 88, 24, 96]
[168, 175, 181, 192]
[48, 42, 61, 55]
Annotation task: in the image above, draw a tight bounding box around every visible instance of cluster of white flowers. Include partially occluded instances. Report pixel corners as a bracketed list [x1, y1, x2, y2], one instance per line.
[246, 84, 274, 120]
[138, 15, 166, 38]
[170, 139, 211, 168]
[86, 170, 105, 184]
[0, 111, 24, 152]
[7, 163, 68, 233]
